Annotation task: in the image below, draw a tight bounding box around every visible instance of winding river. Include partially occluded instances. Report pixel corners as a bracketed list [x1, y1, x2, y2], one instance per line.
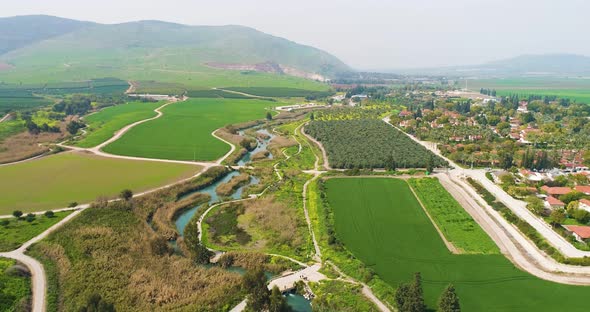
[172, 127, 312, 311]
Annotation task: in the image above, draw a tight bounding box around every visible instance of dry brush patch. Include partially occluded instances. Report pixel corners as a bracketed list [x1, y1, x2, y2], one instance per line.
[242, 196, 303, 249]
[29, 206, 244, 311]
[0, 130, 64, 163]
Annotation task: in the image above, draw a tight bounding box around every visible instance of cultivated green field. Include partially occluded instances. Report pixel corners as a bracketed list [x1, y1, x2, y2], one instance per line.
[408, 178, 499, 254]
[103, 98, 274, 161]
[0, 152, 200, 213]
[0, 211, 73, 251]
[325, 178, 590, 311]
[75, 101, 162, 147]
[469, 78, 590, 104]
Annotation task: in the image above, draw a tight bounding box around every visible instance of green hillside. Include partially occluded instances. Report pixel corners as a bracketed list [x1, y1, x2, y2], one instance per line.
[0, 16, 348, 91]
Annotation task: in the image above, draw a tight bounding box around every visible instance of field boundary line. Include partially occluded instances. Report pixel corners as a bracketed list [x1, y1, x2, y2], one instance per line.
[406, 182, 461, 254]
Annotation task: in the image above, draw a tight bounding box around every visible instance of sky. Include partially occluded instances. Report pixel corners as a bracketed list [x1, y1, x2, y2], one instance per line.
[2, 0, 589, 70]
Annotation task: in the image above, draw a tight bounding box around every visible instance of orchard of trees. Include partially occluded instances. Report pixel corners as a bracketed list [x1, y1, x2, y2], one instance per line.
[306, 119, 447, 169]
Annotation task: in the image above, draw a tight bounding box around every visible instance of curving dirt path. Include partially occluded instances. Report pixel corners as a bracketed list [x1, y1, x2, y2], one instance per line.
[300, 125, 330, 170]
[0, 113, 12, 123]
[212, 87, 266, 99]
[57, 98, 220, 168]
[0, 208, 85, 312]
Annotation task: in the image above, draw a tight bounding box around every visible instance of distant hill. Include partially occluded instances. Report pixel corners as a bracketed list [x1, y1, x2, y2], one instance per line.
[0, 15, 92, 55]
[0, 16, 349, 84]
[396, 54, 590, 77]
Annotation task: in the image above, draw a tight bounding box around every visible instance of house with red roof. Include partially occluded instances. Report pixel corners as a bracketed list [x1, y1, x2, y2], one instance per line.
[541, 186, 572, 196]
[574, 185, 590, 195]
[563, 225, 590, 242]
[579, 199, 590, 213]
[546, 196, 565, 209]
[398, 110, 413, 118]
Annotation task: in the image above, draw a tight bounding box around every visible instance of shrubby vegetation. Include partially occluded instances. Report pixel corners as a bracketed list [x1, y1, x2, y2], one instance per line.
[28, 204, 244, 311]
[311, 280, 379, 311]
[306, 119, 447, 169]
[0, 211, 71, 251]
[0, 258, 30, 311]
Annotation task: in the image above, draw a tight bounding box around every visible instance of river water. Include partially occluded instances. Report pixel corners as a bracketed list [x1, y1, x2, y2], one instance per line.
[173, 127, 312, 310]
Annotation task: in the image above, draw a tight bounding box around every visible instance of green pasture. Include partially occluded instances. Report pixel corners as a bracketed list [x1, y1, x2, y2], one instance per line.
[103, 98, 274, 161]
[0, 152, 200, 213]
[0, 47, 328, 92]
[408, 178, 499, 254]
[0, 211, 73, 251]
[75, 101, 161, 147]
[325, 178, 590, 311]
[469, 78, 590, 104]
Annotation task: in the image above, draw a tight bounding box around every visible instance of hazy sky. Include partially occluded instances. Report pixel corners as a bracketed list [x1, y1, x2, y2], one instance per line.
[2, 0, 589, 70]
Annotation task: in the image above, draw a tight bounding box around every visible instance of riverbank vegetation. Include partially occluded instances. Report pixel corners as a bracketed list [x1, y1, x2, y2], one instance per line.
[216, 173, 251, 197]
[28, 205, 245, 311]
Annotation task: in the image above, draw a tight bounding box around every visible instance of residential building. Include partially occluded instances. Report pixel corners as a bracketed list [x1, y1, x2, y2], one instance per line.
[563, 225, 590, 243]
[580, 199, 590, 213]
[546, 196, 565, 209]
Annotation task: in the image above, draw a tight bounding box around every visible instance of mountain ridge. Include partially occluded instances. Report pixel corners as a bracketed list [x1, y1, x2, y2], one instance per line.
[0, 15, 350, 81]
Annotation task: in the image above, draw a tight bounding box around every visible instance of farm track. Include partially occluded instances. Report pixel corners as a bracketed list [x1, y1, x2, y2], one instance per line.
[0, 113, 11, 123]
[212, 87, 267, 99]
[300, 125, 329, 170]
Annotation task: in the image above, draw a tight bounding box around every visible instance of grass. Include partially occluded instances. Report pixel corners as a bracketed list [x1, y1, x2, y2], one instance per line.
[468, 78, 590, 104]
[0, 211, 73, 251]
[103, 98, 275, 161]
[325, 178, 590, 311]
[74, 101, 162, 147]
[0, 257, 30, 311]
[0, 151, 200, 213]
[407, 178, 499, 254]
